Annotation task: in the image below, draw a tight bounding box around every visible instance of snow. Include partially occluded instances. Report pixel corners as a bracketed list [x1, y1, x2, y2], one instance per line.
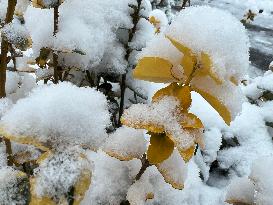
[250, 156, 273, 205]
[157, 149, 187, 189]
[225, 177, 255, 205]
[122, 96, 196, 149]
[165, 6, 250, 82]
[1, 82, 110, 150]
[0, 167, 29, 205]
[81, 150, 140, 205]
[103, 126, 147, 161]
[1, 20, 30, 50]
[33, 147, 91, 199]
[25, 0, 133, 72]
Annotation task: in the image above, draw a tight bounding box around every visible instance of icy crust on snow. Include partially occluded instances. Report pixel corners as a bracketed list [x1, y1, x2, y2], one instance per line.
[226, 177, 255, 204]
[1, 82, 110, 149]
[34, 147, 91, 199]
[165, 6, 249, 81]
[25, 0, 132, 72]
[103, 127, 147, 161]
[250, 156, 273, 205]
[122, 96, 198, 149]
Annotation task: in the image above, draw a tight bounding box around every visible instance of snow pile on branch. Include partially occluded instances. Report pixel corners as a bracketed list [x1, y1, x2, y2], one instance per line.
[1, 82, 110, 149]
[25, 0, 133, 73]
[81, 151, 140, 205]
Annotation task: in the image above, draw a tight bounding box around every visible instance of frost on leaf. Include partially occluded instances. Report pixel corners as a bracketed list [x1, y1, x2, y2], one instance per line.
[0, 82, 110, 150]
[0, 167, 30, 205]
[102, 127, 147, 161]
[31, 147, 91, 204]
[156, 149, 187, 190]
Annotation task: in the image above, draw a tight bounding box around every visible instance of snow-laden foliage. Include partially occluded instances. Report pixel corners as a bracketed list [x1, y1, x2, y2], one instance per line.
[103, 126, 147, 161]
[25, 0, 132, 73]
[1, 82, 110, 149]
[33, 147, 91, 201]
[0, 167, 30, 205]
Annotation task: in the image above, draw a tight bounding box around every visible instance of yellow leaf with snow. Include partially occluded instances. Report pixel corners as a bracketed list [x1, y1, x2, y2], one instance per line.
[152, 83, 191, 111]
[178, 145, 195, 162]
[166, 36, 222, 85]
[180, 113, 203, 129]
[0, 127, 49, 151]
[156, 149, 187, 190]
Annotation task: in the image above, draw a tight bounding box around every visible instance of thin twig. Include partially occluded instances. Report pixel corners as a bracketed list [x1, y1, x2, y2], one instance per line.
[53, 1, 60, 83]
[4, 138, 14, 166]
[135, 154, 150, 181]
[118, 0, 142, 127]
[0, 0, 17, 97]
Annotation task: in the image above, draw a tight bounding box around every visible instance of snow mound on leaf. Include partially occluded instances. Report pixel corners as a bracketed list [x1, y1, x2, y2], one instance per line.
[1, 82, 110, 149]
[163, 6, 249, 81]
[103, 126, 147, 161]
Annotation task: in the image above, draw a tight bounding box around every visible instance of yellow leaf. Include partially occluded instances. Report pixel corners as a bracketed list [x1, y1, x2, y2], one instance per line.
[195, 52, 223, 85]
[180, 113, 203, 129]
[0, 127, 49, 151]
[121, 117, 165, 134]
[178, 145, 195, 162]
[147, 133, 174, 164]
[192, 87, 232, 125]
[133, 57, 176, 83]
[73, 169, 92, 205]
[166, 36, 196, 78]
[152, 83, 192, 110]
[230, 76, 239, 86]
[149, 16, 160, 26]
[146, 192, 154, 200]
[166, 36, 223, 85]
